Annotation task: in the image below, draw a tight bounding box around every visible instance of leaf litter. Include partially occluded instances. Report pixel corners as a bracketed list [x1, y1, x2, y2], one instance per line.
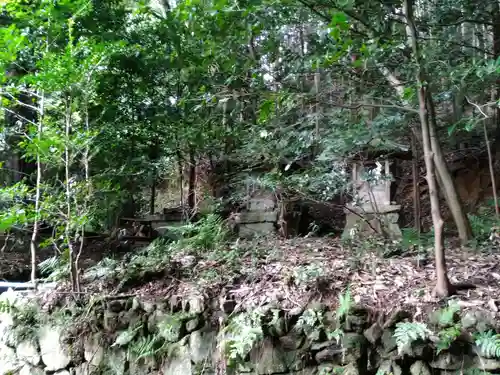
[6, 236, 500, 319]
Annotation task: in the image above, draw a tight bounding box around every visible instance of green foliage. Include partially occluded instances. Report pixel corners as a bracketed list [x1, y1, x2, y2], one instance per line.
[436, 325, 461, 354]
[39, 253, 70, 281]
[393, 322, 431, 355]
[434, 302, 460, 328]
[400, 228, 434, 250]
[474, 330, 500, 358]
[468, 208, 500, 242]
[173, 214, 231, 252]
[221, 309, 265, 367]
[336, 288, 352, 321]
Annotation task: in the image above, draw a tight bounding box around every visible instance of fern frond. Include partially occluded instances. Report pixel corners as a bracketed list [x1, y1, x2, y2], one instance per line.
[394, 322, 431, 354]
[336, 287, 352, 319]
[437, 302, 460, 327]
[475, 330, 500, 358]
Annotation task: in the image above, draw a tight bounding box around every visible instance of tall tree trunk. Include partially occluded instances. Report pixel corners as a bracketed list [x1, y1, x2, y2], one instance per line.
[187, 148, 196, 218]
[426, 96, 472, 243]
[411, 130, 421, 234]
[403, 0, 452, 297]
[492, 1, 500, 158]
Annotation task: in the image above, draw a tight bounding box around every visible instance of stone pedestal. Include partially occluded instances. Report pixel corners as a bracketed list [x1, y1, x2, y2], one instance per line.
[342, 204, 402, 240]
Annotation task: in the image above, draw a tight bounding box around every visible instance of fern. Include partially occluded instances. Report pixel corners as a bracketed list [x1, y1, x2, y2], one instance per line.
[128, 335, 165, 360]
[393, 322, 431, 354]
[336, 287, 352, 320]
[436, 302, 460, 327]
[221, 310, 265, 366]
[475, 330, 500, 358]
[436, 325, 461, 354]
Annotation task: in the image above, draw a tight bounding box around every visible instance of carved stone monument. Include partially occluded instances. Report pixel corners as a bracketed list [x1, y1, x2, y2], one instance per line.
[342, 157, 402, 240]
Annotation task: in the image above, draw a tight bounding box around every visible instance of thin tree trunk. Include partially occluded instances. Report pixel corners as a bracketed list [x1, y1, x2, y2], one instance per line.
[65, 96, 79, 293]
[30, 87, 44, 288]
[187, 149, 196, 218]
[150, 167, 156, 215]
[411, 130, 421, 234]
[403, 0, 452, 297]
[484, 120, 499, 218]
[426, 95, 472, 243]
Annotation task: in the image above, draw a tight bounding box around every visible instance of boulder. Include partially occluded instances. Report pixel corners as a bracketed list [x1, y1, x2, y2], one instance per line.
[19, 365, 44, 375]
[429, 352, 466, 370]
[189, 329, 216, 364]
[410, 360, 432, 375]
[378, 359, 402, 375]
[83, 334, 104, 367]
[16, 339, 41, 366]
[0, 343, 21, 374]
[73, 362, 99, 375]
[38, 326, 72, 372]
[364, 322, 383, 344]
[162, 344, 192, 375]
[250, 338, 289, 374]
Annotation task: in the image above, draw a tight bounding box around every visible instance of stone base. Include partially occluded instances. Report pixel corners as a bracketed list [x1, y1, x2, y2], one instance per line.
[342, 204, 402, 240]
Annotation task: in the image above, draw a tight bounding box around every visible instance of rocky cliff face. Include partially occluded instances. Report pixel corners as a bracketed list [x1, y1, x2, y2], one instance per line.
[0, 288, 499, 375]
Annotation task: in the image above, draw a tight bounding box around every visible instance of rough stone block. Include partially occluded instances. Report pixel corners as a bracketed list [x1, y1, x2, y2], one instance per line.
[189, 329, 216, 364]
[16, 339, 41, 366]
[240, 223, 276, 238]
[162, 344, 192, 375]
[0, 343, 21, 374]
[239, 210, 278, 224]
[19, 365, 44, 375]
[83, 334, 104, 367]
[38, 326, 72, 372]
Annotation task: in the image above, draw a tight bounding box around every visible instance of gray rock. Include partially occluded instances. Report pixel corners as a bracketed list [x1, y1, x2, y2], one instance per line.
[72, 362, 99, 375]
[104, 349, 127, 375]
[38, 326, 72, 372]
[142, 299, 156, 313]
[268, 316, 287, 337]
[0, 343, 21, 374]
[16, 339, 41, 366]
[311, 341, 335, 351]
[378, 359, 402, 375]
[250, 338, 288, 374]
[364, 322, 383, 344]
[461, 310, 496, 332]
[279, 330, 304, 351]
[315, 346, 342, 363]
[429, 352, 463, 370]
[410, 360, 431, 375]
[129, 353, 158, 374]
[83, 334, 104, 367]
[103, 310, 120, 331]
[186, 295, 205, 314]
[19, 365, 44, 375]
[381, 329, 397, 353]
[473, 356, 500, 370]
[162, 344, 192, 375]
[157, 315, 184, 343]
[342, 363, 361, 375]
[148, 310, 167, 332]
[186, 317, 201, 332]
[131, 297, 141, 311]
[189, 330, 215, 364]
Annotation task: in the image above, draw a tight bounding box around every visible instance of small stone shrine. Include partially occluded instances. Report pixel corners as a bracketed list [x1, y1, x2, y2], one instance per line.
[342, 140, 410, 240]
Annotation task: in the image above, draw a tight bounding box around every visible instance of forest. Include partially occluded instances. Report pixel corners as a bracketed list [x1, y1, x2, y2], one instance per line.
[1, 0, 500, 305]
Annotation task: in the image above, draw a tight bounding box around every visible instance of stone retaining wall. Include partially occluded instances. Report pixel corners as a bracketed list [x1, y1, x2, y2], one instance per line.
[0, 291, 499, 375]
